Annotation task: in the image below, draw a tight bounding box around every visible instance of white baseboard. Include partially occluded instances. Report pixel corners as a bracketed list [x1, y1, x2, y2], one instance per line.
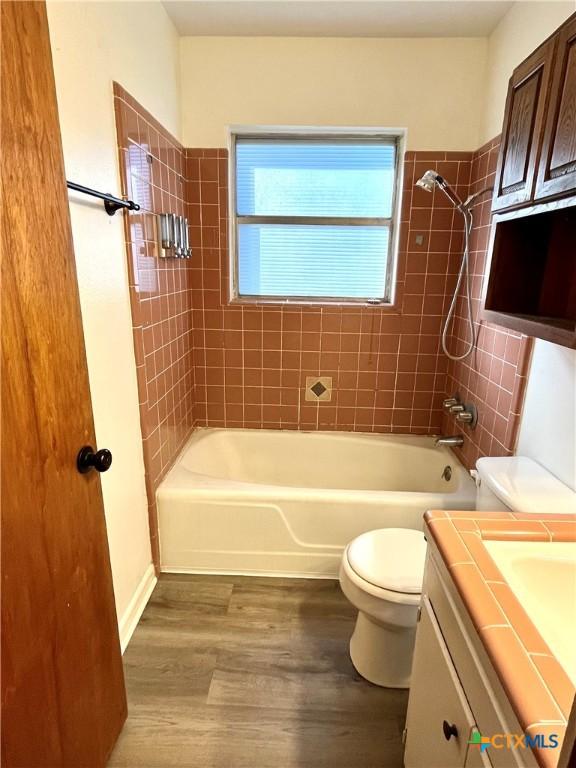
[118, 563, 157, 654]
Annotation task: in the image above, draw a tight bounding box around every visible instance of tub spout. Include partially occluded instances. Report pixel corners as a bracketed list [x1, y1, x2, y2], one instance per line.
[434, 435, 464, 447]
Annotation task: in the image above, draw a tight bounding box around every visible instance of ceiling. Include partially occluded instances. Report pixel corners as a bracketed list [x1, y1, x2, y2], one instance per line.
[162, 0, 514, 38]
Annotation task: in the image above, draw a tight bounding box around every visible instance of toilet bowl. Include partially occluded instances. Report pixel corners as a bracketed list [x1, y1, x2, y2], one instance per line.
[339, 528, 427, 689]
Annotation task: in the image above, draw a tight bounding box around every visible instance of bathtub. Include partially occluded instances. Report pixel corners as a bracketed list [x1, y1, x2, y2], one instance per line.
[157, 428, 476, 577]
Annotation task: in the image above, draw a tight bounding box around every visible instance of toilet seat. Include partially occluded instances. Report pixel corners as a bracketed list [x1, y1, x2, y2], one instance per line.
[344, 528, 427, 605]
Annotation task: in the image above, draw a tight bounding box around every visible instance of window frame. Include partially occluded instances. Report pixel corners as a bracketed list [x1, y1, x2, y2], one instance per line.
[228, 125, 405, 307]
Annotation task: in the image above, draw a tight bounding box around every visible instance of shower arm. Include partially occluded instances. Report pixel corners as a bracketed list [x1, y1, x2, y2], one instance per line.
[433, 177, 494, 216]
[463, 185, 494, 211]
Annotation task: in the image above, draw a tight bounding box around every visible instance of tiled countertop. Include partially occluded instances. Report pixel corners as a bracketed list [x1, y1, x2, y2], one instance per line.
[424, 510, 576, 768]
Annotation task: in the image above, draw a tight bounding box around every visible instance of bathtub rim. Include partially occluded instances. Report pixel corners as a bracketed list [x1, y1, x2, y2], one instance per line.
[157, 427, 476, 503]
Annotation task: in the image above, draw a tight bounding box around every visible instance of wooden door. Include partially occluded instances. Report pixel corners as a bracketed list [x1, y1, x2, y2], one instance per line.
[535, 13, 576, 200]
[492, 36, 556, 212]
[1, 2, 127, 766]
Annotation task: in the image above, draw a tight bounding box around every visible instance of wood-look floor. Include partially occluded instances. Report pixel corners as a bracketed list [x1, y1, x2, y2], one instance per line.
[108, 575, 408, 767]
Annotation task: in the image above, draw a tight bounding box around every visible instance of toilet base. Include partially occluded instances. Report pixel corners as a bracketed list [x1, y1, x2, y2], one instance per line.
[349, 611, 416, 688]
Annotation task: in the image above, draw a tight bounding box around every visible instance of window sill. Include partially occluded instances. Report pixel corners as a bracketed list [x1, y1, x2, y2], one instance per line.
[228, 296, 402, 312]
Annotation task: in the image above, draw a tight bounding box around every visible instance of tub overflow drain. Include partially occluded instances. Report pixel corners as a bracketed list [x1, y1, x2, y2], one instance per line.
[442, 465, 452, 481]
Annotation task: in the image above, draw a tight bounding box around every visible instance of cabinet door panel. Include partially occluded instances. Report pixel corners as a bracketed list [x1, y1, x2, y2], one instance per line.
[404, 598, 477, 768]
[465, 742, 493, 768]
[492, 37, 556, 211]
[536, 14, 576, 200]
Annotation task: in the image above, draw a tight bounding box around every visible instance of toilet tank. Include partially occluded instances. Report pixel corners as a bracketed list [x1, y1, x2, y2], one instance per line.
[475, 456, 576, 515]
[475, 469, 511, 511]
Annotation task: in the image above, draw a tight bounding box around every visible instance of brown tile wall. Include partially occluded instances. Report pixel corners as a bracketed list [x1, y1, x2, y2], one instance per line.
[113, 84, 533, 562]
[186, 148, 475, 434]
[113, 83, 195, 563]
[441, 137, 533, 470]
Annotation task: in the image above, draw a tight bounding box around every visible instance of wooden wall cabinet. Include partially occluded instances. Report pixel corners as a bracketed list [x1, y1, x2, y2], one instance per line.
[492, 37, 556, 212]
[484, 12, 576, 348]
[483, 199, 576, 348]
[536, 15, 576, 200]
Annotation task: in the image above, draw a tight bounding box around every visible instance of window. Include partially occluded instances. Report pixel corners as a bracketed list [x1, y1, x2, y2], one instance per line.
[229, 129, 403, 304]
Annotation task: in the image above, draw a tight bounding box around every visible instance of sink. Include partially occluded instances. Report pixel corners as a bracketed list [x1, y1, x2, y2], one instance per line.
[484, 540, 576, 685]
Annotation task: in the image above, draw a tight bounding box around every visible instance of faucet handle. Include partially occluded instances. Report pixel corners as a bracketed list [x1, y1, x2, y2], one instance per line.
[443, 397, 458, 410]
[457, 403, 478, 428]
[449, 404, 465, 414]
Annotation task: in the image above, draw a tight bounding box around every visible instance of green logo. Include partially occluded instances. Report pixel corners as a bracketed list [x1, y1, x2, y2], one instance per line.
[469, 731, 491, 753]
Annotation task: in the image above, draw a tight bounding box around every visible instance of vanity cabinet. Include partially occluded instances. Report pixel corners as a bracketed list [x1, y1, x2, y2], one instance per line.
[483, 11, 576, 348]
[404, 598, 486, 768]
[404, 549, 541, 768]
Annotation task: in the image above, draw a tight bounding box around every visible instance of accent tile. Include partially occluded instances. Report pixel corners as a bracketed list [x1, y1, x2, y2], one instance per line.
[531, 655, 574, 717]
[459, 532, 505, 581]
[488, 582, 551, 656]
[542, 520, 576, 541]
[477, 519, 550, 541]
[450, 563, 508, 628]
[428, 519, 473, 564]
[480, 626, 566, 726]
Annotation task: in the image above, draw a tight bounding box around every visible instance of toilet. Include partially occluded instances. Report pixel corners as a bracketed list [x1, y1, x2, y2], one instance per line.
[340, 456, 575, 689]
[339, 528, 427, 689]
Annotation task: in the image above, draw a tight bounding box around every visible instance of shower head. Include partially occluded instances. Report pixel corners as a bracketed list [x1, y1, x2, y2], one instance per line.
[415, 169, 465, 212]
[415, 169, 443, 192]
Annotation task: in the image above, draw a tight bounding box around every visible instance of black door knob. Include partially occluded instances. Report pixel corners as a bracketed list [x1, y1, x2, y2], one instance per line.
[77, 445, 113, 474]
[442, 720, 458, 741]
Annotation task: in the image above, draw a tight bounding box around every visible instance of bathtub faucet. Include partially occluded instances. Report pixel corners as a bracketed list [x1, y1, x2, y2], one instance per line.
[434, 435, 464, 447]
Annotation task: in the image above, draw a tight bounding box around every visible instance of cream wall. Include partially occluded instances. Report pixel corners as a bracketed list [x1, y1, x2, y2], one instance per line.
[179, 36, 487, 150]
[47, 0, 181, 648]
[480, 0, 574, 144]
[484, 1, 576, 490]
[517, 342, 576, 491]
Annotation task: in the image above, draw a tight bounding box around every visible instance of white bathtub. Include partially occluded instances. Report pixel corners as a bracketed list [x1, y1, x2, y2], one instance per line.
[157, 428, 476, 577]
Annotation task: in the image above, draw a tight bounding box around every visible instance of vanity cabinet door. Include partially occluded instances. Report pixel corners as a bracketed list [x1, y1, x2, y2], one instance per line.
[535, 14, 576, 200]
[404, 597, 478, 768]
[492, 37, 556, 212]
[465, 738, 493, 768]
